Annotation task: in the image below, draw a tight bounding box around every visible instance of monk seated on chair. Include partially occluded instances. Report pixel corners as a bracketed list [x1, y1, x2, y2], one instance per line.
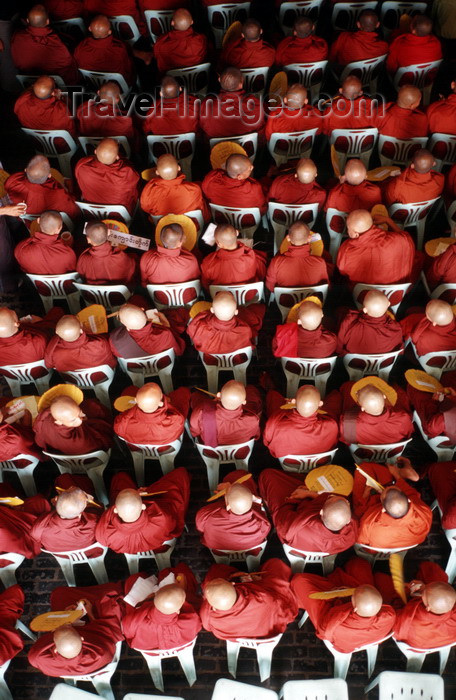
[0, 307, 49, 367]
[259, 469, 357, 555]
[275, 15, 328, 67]
[428, 461, 456, 530]
[140, 222, 200, 294]
[202, 153, 267, 216]
[407, 373, 456, 446]
[383, 149, 444, 207]
[0, 399, 43, 462]
[45, 314, 116, 374]
[0, 584, 26, 668]
[201, 224, 266, 290]
[329, 9, 388, 71]
[142, 76, 199, 136]
[77, 82, 140, 148]
[427, 78, 456, 137]
[77, 220, 137, 286]
[424, 238, 456, 292]
[74, 14, 135, 86]
[377, 86, 428, 141]
[122, 562, 202, 650]
[200, 558, 298, 640]
[0, 484, 49, 564]
[152, 8, 209, 75]
[400, 299, 456, 356]
[95, 469, 190, 554]
[109, 304, 186, 360]
[322, 76, 378, 135]
[272, 298, 337, 359]
[291, 557, 396, 653]
[336, 290, 404, 356]
[352, 460, 432, 550]
[219, 18, 275, 71]
[14, 210, 77, 276]
[196, 470, 271, 554]
[263, 385, 339, 459]
[14, 76, 76, 136]
[324, 159, 382, 214]
[265, 84, 322, 141]
[265, 222, 330, 291]
[386, 14, 443, 76]
[267, 158, 327, 210]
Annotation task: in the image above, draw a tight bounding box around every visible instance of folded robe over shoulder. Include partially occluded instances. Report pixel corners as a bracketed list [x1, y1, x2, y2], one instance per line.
[0, 326, 47, 366]
[11, 26, 79, 84]
[263, 400, 339, 458]
[139, 175, 206, 218]
[202, 169, 267, 214]
[14, 231, 77, 276]
[400, 313, 456, 356]
[140, 246, 200, 288]
[336, 309, 404, 355]
[428, 461, 456, 529]
[201, 244, 266, 289]
[75, 156, 140, 215]
[268, 174, 327, 208]
[109, 321, 185, 358]
[0, 584, 25, 665]
[114, 391, 188, 445]
[384, 166, 444, 206]
[190, 389, 261, 446]
[265, 244, 329, 291]
[14, 91, 76, 135]
[45, 330, 116, 372]
[325, 181, 382, 213]
[77, 242, 137, 286]
[33, 398, 113, 454]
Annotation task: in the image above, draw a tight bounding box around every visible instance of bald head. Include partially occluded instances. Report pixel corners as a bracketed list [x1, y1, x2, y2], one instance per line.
[26, 154, 51, 184]
[205, 578, 237, 611]
[363, 290, 390, 318]
[114, 488, 145, 523]
[156, 153, 180, 181]
[397, 85, 422, 110]
[287, 221, 311, 246]
[50, 397, 85, 428]
[294, 15, 314, 37]
[98, 81, 121, 104]
[346, 210, 373, 239]
[154, 584, 186, 615]
[296, 158, 317, 184]
[357, 9, 379, 32]
[242, 18, 262, 42]
[381, 487, 410, 518]
[344, 159, 367, 186]
[118, 304, 147, 331]
[27, 4, 48, 27]
[32, 76, 55, 100]
[225, 154, 253, 180]
[426, 299, 454, 327]
[136, 383, 164, 413]
[0, 308, 19, 339]
[211, 291, 238, 321]
[89, 14, 111, 38]
[352, 585, 383, 617]
[95, 138, 119, 165]
[357, 385, 386, 416]
[214, 224, 238, 250]
[320, 495, 352, 531]
[340, 76, 363, 100]
[411, 149, 435, 174]
[85, 220, 108, 246]
[55, 487, 88, 519]
[295, 385, 322, 417]
[160, 223, 184, 249]
[422, 581, 456, 614]
[56, 315, 83, 342]
[285, 83, 308, 110]
[53, 626, 82, 659]
[38, 210, 62, 235]
[220, 67, 243, 92]
[225, 483, 253, 515]
[172, 8, 193, 31]
[411, 14, 433, 36]
[219, 380, 246, 410]
[297, 301, 323, 330]
[161, 75, 180, 99]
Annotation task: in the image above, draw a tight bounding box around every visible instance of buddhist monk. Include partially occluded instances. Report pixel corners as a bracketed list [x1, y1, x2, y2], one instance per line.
[75, 15, 135, 86]
[83, 0, 144, 31]
[0, 401, 43, 462]
[337, 290, 404, 355]
[322, 76, 378, 134]
[201, 224, 266, 289]
[329, 10, 388, 68]
[14, 210, 77, 275]
[139, 154, 207, 218]
[384, 149, 444, 206]
[352, 461, 432, 549]
[200, 559, 298, 640]
[325, 159, 382, 213]
[43, 0, 83, 20]
[265, 84, 321, 140]
[428, 461, 456, 529]
[75, 138, 140, 215]
[263, 385, 339, 458]
[425, 239, 456, 290]
[259, 469, 357, 554]
[292, 558, 395, 653]
[153, 8, 208, 74]
[268, 158, 327, 209]
[77, 220, 137, 285]
[0, 487, 49, 562]
[386, 15, 443, 74]
[202, 154, 267, 215]
[114, 383, 189, 445]
[336, 210, 416, 286]
[109, 303, 186, 359]
[266, 222, 330, 291]
[5, 155, 80, 219]
[276, 15, 328, 66]
[11, 5, 79, 84]
[407, 372, 456, 445]
[0, 307, 48, 366]
[14, 75, 75, 134]
[400, 299, 456, 355]
[77, 81, 138, 145]
[377, 86, 428, 141]
[142, 76, 199, 136]
[0, 585, 26, 667]
[33, 394, 113, 453]
[199, 68, 265, 139]
[95, 468, 190, 553]
[45, 314, 116, 373]
[219, 19, 275, 70]
[272, 299, 337, 358]
[427, 79, 456, 136]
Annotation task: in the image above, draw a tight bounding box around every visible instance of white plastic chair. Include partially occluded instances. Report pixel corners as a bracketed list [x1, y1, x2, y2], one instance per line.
[226, 634, 283, 682]
[109, 15, 141, 44]
[52, 17, 87, 37]
[0, 659, 12, 700]
[0, 453, 40, 496]
[194, 438, 255, 492]
[283, 61, 327, 101]
[143, 9, 173, 42]
[389, 198, 440, 250]
[213, 679, 278, 700]
[73, 282, 131, 314]
[124, 696, 182, 700]
[198, 347, 253, 394]
[428, 133, 456, 172]
[340, 55, 387, 93]
[147, 280, 201, 310]
[16, 74, 66, 90]
[267, 201, 319, 252]
[42, 449, 111, 506]
[60, 365, 115, 408]
[209, 204, 262, 238]
[353, 282, 411, 316]
[354, 542, 416, 564]
[278, 0, 324, 35]
[430, 281, 456, 303]
[123, 538, 177, 575]
[342, 350, 403, 382]
[282, 543, 336, 575]
[0, 359, 51, 396]
[61, 640, 122, 700]
[330, 128, 379, 169]
[209, 132, 259, 163]
[26, 272, 81, 314]
[209, 282, 264, 306]
[117, 348, 175, 392]
[378, 135, 428, 167]
[148, 209, 204, 239]
[207, 3, 251, 48]
[78, 69, 130, 95]
[209, 540, 267, 572]
[168, 63, 211, 96]
[76, 202, 132, 227]
[135, 638, 197, 692]
[447, 199, 456, 235]
[393, 638, 455, 674]
[21, 127, 78, 179]
[280, 356, 337, 397]
[239, 67, 269, 97]
[332, 1, 378, 30]
[409, 342, 456, 380]
[348, 439, 412, 464]
[22, 210, 75, 233]
[42, 543, 109, 587]
[365, 671, 444, 700]
[393, 61, 443, 105]
[117, 433, 183, 486]
[79, 135, 131, 159]
[278, 449, 338, 474]
[146, 132, 196, 181]
[413, 409, 455, 461]
[380, 2, 428, 38]
[50, 684, 103, 698]
[281, 679, 348, 700]
[323, 634, 392, 679]
[273, 284, 329, 322]
[268, 129, 318, 167]
[431, 501, 456, 583]
[326, 207, 348, 261]
[0, 552, 25, 587]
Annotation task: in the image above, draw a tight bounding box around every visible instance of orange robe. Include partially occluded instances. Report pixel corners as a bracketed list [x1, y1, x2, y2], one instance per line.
[201, 244, 266, 289]
[153, 28, 208, 74]
[199, 89, 265, 139]
[202, 169, 267, 215]
[386, 33, 442, 74]
[74, 35, 135, 85]
[275, 34, 328, 66]
[76, 241, 137, 285]
[329, 30, 388, 65]
[5, 172, 80, 220]
[322, 95, 378, 134]
[75, 156, 140, 215]
[140, 175, 207, 218]
[384, 166, 444, 206]
[0, 585, 25, 665]
[265, 105, 322, 140]
[336, 309, 403, 355]
[428, 461, 456, 529]
[265, 244, 329, 290]
[142, 93, 199, 135]
[219, 37, 275, 69]
[325, 180, 382, 213]
[14, 231, 77, 275]
[114, 390, 189, 445]
[11, 26, 79, 84]
[377, 103, 428, 139]
[272, 323, 337, 358]
[268, 174, 326, 208]
[14, 90, 75, 135]
[44, 330, 116, 372]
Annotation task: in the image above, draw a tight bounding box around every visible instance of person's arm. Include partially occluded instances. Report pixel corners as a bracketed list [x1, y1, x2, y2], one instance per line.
[0, 203, 27, 217]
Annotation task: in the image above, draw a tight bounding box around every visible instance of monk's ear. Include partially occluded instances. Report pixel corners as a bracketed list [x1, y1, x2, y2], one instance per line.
[362, 306, 368, 314]
[410, 163, 415, 170]
[297, 318, 302, 326]
[216, 392, 221, 399]
[141, 503, 146, 511]
[242, 399, 246, 405]
[234, 309, 239, 315]
[177, 164, 181, 173]
[339, 87, 343, 95]
[318, 400, 323, 408]
[158, 400, 164, 408]
[235, 228, 240, 238]
[210, 306, 214, 314]
[113, 507, 118, 514]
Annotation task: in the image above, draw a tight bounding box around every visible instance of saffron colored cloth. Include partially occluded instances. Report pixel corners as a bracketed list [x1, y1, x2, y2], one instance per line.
[383, 166, 444, 206]
[5, 172, 80, 219]
[75, 156, 140, 215]
[44, 330, 116, 372]
[114, 390, 189, 445]
[14, 231, 77, 275]
[189, 388, 261, 445]
[428, 461, 456, 529]
[153, 27, 208, 74]
[336, 309, 403, 355]
[329, 30, 388, 65]
[201, 244, 266, 289]
[77, 241, 137, 285]
[14, 90, 76, 135]
[140, 175, 206, 217]
[268, 174, 326, 208]
[275, 34, 328, 66]
[202, 169, 267, 215]
[199, 90, 265, 139]
[140, 246, 200, 288]
[11, 25, 79, 84]
[265, 244, 329, 290]
[272, 323, 337, 358]
[74, 34, 135, 85]
[324, 181, 382, 213]
[0, 585, 25, 665]
[142, 94, 199, 135]
[33, 398, 113, 454]
[377, 103, 429, 139]
[400, 313, 456, 355]
[219, 37, 275, 69]
[386, 33, 442, 74]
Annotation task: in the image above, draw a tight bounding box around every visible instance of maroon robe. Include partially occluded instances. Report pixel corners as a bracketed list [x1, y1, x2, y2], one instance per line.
[400, 313, 456, 356]
[377, 103, 428, 139]
[77, 242, 137, 285]
[33, 399, 113, 454]
[142, 94, 199, 135]
[386, 32, 442, 74]
[14, 90, 76, 135]
[265, 244, 329, 290]
[219, 37, 275, 69]
[140, 246, 200, 290]
[428, 462, 456, 529]
[272, 323, 337, 358]
[189, 389, 261, 445]
[268, 174, 326, 209]
[77, 101, 137, 144]
[0, 490, 50, 563]
[14, 231, 77, 275]
[11, 26, 79, 84]
[325, 181, 382, 213]
[0, 326, 47, 366]
[44, 331, 116, 372]
[336, 309, 404, 355]
[75, 156, 140, 215]
[187, 311, 257, 357]
[5, 172, 80, 220]
[265, 105, 322, 140]
[153, 27, 208, 74]
[202, 169, 267, 215]
[114, 391, 188, 445]
[201, 244, 266, 289]
[275, 34, 328, 66]
[0, 421, 42, 462]
[200, 91, 265, 140]
[109, 320, 185, 358]
[426, 243, 456, 290]
[0, 585, 25, 665]
[74, 35, 135, 85]
[329, 29, 388, 65]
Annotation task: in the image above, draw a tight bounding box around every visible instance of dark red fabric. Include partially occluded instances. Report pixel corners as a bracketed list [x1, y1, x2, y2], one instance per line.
[337, 309, 403, 355]
[11, 26, 79, 84]
[45, 331, 116, 372]
[202, 169, 267, 215]
[190, 388, 261, 445]
[75, 155, 140, 215]
[322, 95, 379, 133]
[187, 311, 256, 354]
[33, 398, 113, 453]
[143, 94, 199, 135]
[0, 421, 42, 461]
[14, 90, 76, 135]
[325, 180, 382, 213]
[339, 404, 413, 445]
[114, 393, 188, 445]
[77, 101, 137, 143]
[0, 491, 50, 561]
[31, 508, 101, 554]
[427, 93, 456, 135]
[386, 33, 442, 74]
[44, 0, 84, 19]
[0, 326, 47, 366]
[83, 0, 143, 30]
[5, 172, 80, 220]
[268, 174, 326, 208]
[329, 30, 388, 64]
[428, 462, 456, 529]
[201, 244, 266, 289]
[426, 244, 456, 289]
[377, 103, 428, 139]
[272, 323, 337, 358]
[407, 379, 456, 442]
[77, 241, 137, 285]
[401, 313, 456, 355]
[275, 35, 328, 66]
[75, 35, 135, 84]
[109, 320, 185, 358]
[384, 166, 444, 206]
[220, 37, 275, 69]
[200, 90, 265, 138]
[140, 175, 206, 217]
[140, 246, 200, 287]
[265, 106, 322, 140]
[14, 231, 77, 275]
[153, 27, 208, 74]
[265, 244, 329, 291]
[0, 585, 25, 665]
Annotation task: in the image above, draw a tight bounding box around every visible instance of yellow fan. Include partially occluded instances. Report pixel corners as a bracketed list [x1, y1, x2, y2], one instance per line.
[155, 214, 197, 251]
[222, 20, 242, 47]
[355, 464, 385, 492]
[425, 238, 456, 258]
[269, 71, 288, 99]
[279, 232, 324, 257]
[38, 384, 84, 413]
[0, 496, 24, 506]
[114, 395, 136, 412]
[389, 553, 407, 604]
[30, 609, 84, 632]
[193, 386, 217, 398]
[210, 141, 248, 171]
[189, 301, 212, 319]
[207, 473, 252, 501]
[286, 295, 323, 323]
[309, 587, 356, 600]
[138, 490, 168, 498]
[367, 167, 400, 182]
[405, 369, 446, 394]
[331, 145, 341, 179]
[305, 464, 353, 496]
[280, 402, 295, 409]
[77, 305, 108, 335]
[351, 376, 397, 407]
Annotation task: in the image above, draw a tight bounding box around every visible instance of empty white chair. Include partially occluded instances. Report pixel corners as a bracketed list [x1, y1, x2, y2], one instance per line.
[147, 280, 201, 310]
[330, 127, 378, 169]
[78, 69, 130, 95]
[42, 449, 111, 506]
[281, 680, 348, 700]
[209, 203, 262, 238]
[50, 683, 102, 698]
[209, 282, 264, 305]
[280, 356, 337, 397]
[378, 135, 428, 167]
[0, 659, 12, 700]
[117, 434, 183, 486]
[0, 453, 40, 496]
[365, 671, 444, 700]
[353, 282, 411, 315]
[268, 129, 318, 167]
[118, 348, 175, 392]
[209, 540, 267, 572]
[213, 678, 279, 700]
[0, 359, 51, 396]
[342, 350, 403, 382]
[389, 197, 440, 250]
[354, 542, 416, 565]
[240, 66, 269, 96]
[0, 552, 25, 587]
[409, 342, 456, 379]
[340, 55, 387, 93]
[283, 61, 327, 100]
[226, 634, 283, 682]
[393, 60, 443, 105]
[278, 449, 338, 474]
[21, 127, 77, 178]
[428, 132, 456, 172]
[143, 9, 173, 42]
[323, 634, 392, 679]
[73, 281, 131, 314]
[59, 365, 115, 408]
[199, 347, 253, 394]
[109, 14, 141, 44]
[76, 201, 132, 227]
[168, 63, 211, 95]
[274, 285, 329, 322]
[195, 438, 255, 492]
[208, 3, 251, 47]
[326, 207, 348, 261]
[282, 543, 336, 574]
[123, 538, 177, 574]
[278, 0, 324, 35]
[332, 1, 378, 30]
[42, 543, 109, 587]
[61, 640, 122, 700]
[135, 638, 197, 692]
[348, 439, 412, 464]
[146, 132, 196, 181]
[267, 201, 319, 252]
[380, 2, 428, 38]
[394, 638, 455, 674]
[79, 135, 131, 159]
[209, 132, 259, 162]
[413, 409, 455, 461]
[26, 271, 81, 314]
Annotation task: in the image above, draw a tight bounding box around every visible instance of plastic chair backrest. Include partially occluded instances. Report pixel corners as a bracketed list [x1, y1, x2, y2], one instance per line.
[21, 127, 77, 155]
[0, 359, 49, 384]
[199, 346, 253, 370]
[380, 2, 428, 35]
[340, 55, 387, 87]
[146, 132, 196, 164]
[342, 350, 403, 379]
[61, 640, 122, 682]
[212, 678, 279, 700]
[268, 129, 318, 163]
[353, 282, 411, 315]
[393, 60, 443, 91]
[78, 69, 130, 94]
[52, 17, 87, 35]
[62, 365, 115, 390]
[42, 449, 111, 472]
[389, 198, 440, 227]
[76, 201, 132, 226]
[207, 3, 251, 47]
[73, 281, 131, 309]
[109, 15, 141, 44]
[274, 285, 328, 320]
[17, 74, 66, 89]
[147, 280, 201, 309]
[431, 282, 456, 303]
[209, 132, 259, 162]
[413, 345, 456, 378]
[209, 282, 264, 305]
[117, 348, 176, 378]
[428, 132, 456, 170]
[330, 128, 379, 156]
[378, 134, 428, 166]
[42, 543, 108, 562]
[349, 439, 412, 463]
[121, 435, 183, 458]
[209, 203, 261, 233]
[447, 200, 456, 233]
[365, 671, 444, 700]
[283, 61, 328, 87]
[195, 439, 255, 464]
[144, 9, 173, 41]
[50, 684, 102, 698]
[332, 1, 378, 30]
[239, 66, 269, 95]
[167, 63, 211, 94]
[281, 679, 348, 700]
[279, 448, 338, 473]
[79, 135, 131, 159]
[279, 0, 324, 34]
[268, 202, 319, 248]
[26, 271, 80, 298]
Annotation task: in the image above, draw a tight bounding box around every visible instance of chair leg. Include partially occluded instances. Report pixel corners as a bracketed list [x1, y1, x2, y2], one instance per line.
[128, 370, 144, 388]
[159, 368, 174, 395]
[204, 458, 220, 492]
[153, 548, 173, 571]
[158, 453, 176, 475]
[125, 554, 139, 575]
[366, 644, 379, 678]
[405, 652, 426, 672]
[57, 558, 77, 587]
[17, 468, 37, 497]
[332, 651, 352, 680]
[66, 293, 81, 315]
[34, 375, 50, 394]
[233, 367, 247, 385]
[206, 366, 219, 394]
[16, 620, 37, 641]
[416, 219, 426, 251]
[445, 544, 456, 584]
[87, 467, 108, 506]
[0, 570, 19, 588]
[143, 654, 165, 692]
[40, 295, 53, 314]
[226, 640, 240, 678]
[245, 551, 263, 572]
[298, 610, 309, 628]
[93, 383, 111, 408]
[439, 646, 451, 674]
[257, 643, 276, 682]
[285, 373, 300, 399]
[3, 378, 21, 397]
[177, 645, 197, 687]
[91, 674, 115, 700]
[0, 678, 13, 700]
[131, 452, 145, 487]
[88, 557, 108, 585]
[322, 554, 337, 576]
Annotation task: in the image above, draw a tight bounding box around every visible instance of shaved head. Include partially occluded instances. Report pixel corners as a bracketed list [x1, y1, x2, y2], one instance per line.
[411, 149, 435, 174]
[294, 15, 314, 38]
[172, 8, 193, 31]
[156, 153, 180, 181]
[211, 291, 238, 321]
[297, 301, 323, 330]
[381, 487, 410, 518]
[242, 18, 262, 42]
[397, 85, 422, 109]
[118, 304, 147, 331]
[225, 154, 253, 180]
[357, 9, 379, 32]
[50, 397, 85, 428]
[214, 224, 238, 250]
[136, 383, 164, 413]
[287, 221, 311, 246]
[296, 158, 317, 184]
[85, 221, 108, 246]
[98, 81, 121, 104]
[363, 290, 390, 318]
[160, 223, 184, 249]
[32, 76, 54, 100]
[347, 210, 373, 239]
[422, 581, 456, 614]
[27, 4, 48, 27]
[225, 483, 253, 515]
[219, 380, 246, 410]
[344, 159, 367, 186]
[56, 315, 83, 342]
[38, 210, 63, 235]
[89, 14, 111, 38]
[26, 155, 51, 184]
[114, 488, 144, 523]
[411, 14, 433, 36]
[205, 578, 237, 610]
[426, 299, 454, 326]
[295, 385, 322, 417]
[55, 487, 87, 519]
[161, 75, 180, 99]
[53, 626, 82, 659]
[0, 308, 19, 339]
[95, 138, 119, 165]
[220, 67, 243, 92]
[357, 385, 386, 416]
[340, 75, 363, 100]
[154, 584, 186, 615]
[320, 495, 352, 531]
[285, 83, 308, 110]
[352, 585, 383, 617]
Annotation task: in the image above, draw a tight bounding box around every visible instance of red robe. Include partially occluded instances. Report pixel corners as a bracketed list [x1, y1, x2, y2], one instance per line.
[400, 313, 456, 355]
[109, 320, 185, 358]
[352, 462, 432, 548]
[187, 311, 257, 355]
[377, 103, 428, 140]
[202, 170, 267, 215]
[50, 581, 124, 631]
[95, 468, 190, 553]
[33, 399, 113, 454]
[265, 106, 322, 140]
[426, 243, 456, 289]
[0, 421, 42, 462]
[77, 242, 137, 285]
[142, 94, 199, 135]
[200, 559, 298, 640]
[336, 224, 416, 285]
[43, 0, 84, 19]
[446, 163, 456, 204]
[5, 172, 80, 220]
[11, 26, 79, 84]
[325, 181, 382, 213]
[272, 323, 337, 358]
[31, 507, 101, 555]
[140, 246, 200, 290]
[140, 175, 206, 218]
[291, 558, 395, 653]
[74, 35, 135, 85]
[329, 30, 388, 65]
[200, 90, 265, 139]
[336, 309, 403, 355]
[14, 90, 76, 135]
[338, 400, 413, 445]
[384, 167, 444, 206]
[190, 388, 261, 445]
[427, 94, 456, 136]
[45, 331, 116, 372]
[75, 156, 140, 215]
[263, 400, 339, 458]
[265, 244, 329, 291]
[275, 35, 328, 66]
[0, 585, 25, 665]
[322, 96, 378, 134]
[0, 492, 50, 563]
[428, 461, 456, 529]
[114, 391, 188, 445]
[220, 38, 275, 69]
[14, 231, 76, 275]
[201, 244, 266, 289]
[139, 0, 189, 9]
[77, 101, 137, 144]
[153, 27, 208, 74]
[407, 380, 456, 442]
[83, 0, 143, 31]
[268, 174, 326, 208]
[386, 33, 442, 74]
[0, 326, 47, 366]
[259, 469, 357, 553]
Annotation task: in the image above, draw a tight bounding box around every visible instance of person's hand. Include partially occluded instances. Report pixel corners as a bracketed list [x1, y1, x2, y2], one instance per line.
[1, 203, 27, 217]
[287, 485, 318, 500]
[389, 456, 419, 482]
[432, 391, 446, 402]
[408, 580, 424, 597]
